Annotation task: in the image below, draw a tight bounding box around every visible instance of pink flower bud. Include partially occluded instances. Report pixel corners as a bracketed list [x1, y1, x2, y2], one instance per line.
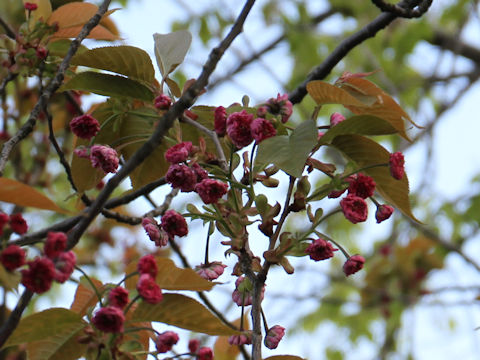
[195, 261, 227, 281]
[340, 195, 368, 224]
[92, 306, 125, 333]
[305, 238, 338, 261]
[108, 287, 129, 309]
[44, 231, 67, 259]
[347, 173, 376, 199]
[0, 245, 26, 271]
[264, 325, 285, 349]
[53, 251, 76, 283]
[228, 332, 252, 345]
[214, 106, 227, 136]
[90, 145, 119, 174]
[266, 93, 293, 123]
[330, 112, 346, 127]
[136, 274, 162, 304]
[188, 339, 200, 354]
[166, 164, 197, 192]
[161, 210, 188, 237]
[21, 257, 55, 293]
[155, 331, 179, 353]
[343, 254, 365, 276]
[154, 94, 172, 110]
[9, 213, 28, 235]
[256, 106, 268, 118]
[70, 114, 100, 140]
[226, 110, 254, 148]
[197, 347, 213, 360]
[195, 178, 229, 204]
[73, 146, 90, 159]
[251, 117, 276, 143]
[137, 254, 158, 278]
[165, 141, 193, 164]
[389, 152, 405, 180]
[24, 2, 38, 11]
[375, 204, 394, 223]
[142, 217, 168, 247]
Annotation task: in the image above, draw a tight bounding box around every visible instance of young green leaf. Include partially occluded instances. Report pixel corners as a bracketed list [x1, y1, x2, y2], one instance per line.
[70, 46, 155, 84]
[255, 119, 317, 177]
[60, 72, 154, 101]
[3, 308, 86, 348]
[153, 30, 192, 78]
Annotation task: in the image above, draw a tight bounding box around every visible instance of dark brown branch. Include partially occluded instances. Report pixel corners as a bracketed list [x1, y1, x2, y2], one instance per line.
[0, 16, 16, 39]
[0, 290, 33, 348]
[371, 0, 433, 18]
[0, 0, 113, 175]
[288, 0, 431, 105]
[66, 0, 257, 250]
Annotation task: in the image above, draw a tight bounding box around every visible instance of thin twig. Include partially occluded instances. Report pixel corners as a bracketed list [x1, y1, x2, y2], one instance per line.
[288, 0, 432, 105]
[371, 0, 433, 18]
[0, 290, 33, 348]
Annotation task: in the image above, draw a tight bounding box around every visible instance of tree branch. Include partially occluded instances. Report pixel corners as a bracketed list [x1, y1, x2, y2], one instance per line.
[288, 0, 431, 105]
[371, 0, 433, 18]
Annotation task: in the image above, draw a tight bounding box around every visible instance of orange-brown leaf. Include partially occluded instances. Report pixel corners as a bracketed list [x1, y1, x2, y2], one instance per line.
[70, 277, 104, 316]
[0, 178, 68, 213]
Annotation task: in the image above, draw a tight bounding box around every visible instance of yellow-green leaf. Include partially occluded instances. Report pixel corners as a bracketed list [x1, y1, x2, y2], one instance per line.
[60, 72, 154, 101]
[319, 115, 397, 145]
[70, 277, 104, 316]
[214, 315, 249, 360]
[264, 356, 305, 360]
[330, 134, 419, 222]
[0, 264, 20, 290]
[118, 109, 169, 189]
[3, 308, 86, 349]
[130, 293, 239, 336]
[156, 258, 215, 291]
[26, 329, 87, 360]
[0, 178, 68, 213]
[71, 46, 155, 84]
[306, 81, 366, 107]
[255, 120, 317, 177]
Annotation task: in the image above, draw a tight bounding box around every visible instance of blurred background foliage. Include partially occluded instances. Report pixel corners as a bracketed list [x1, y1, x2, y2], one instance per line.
[1, 0, 480, 359]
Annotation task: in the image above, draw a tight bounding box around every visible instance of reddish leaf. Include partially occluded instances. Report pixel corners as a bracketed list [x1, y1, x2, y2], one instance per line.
[0, 178, 68, 214]
[70, 277, 104, 316]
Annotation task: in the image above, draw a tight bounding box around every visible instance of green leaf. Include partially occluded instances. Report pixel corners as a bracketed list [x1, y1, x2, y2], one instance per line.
[60, 72, 154, 101]
[255, 120, 317, 177]
[3, 308, 86, 349]
[130, 293, 239, 336]
[153, 30, 192, 78]
[330, 135, 419, 222]
[118, 109, 169, 189]
[0, 178, 69, 214]
[319, 115, 397, 144]
[70, 46, 155, 84]
[26, 329, 87, 360]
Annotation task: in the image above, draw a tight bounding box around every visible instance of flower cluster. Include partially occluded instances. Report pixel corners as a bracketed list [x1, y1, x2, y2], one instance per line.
[74, 145, 119, 174]
[141, 217, 168, 247]
[195, 261, 227, 281]
[305, 238, 338, 261]
[69, 114, 100, 140]
[214, 93, 292, 149]
[0, 212, 28, 235]
[232, 276, 265, 307]
[164, 142, 229, 204]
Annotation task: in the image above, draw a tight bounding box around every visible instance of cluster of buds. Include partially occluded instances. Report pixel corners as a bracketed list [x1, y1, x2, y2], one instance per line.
[141, 210, 190, 246]
[0, 230, 76, 294]
[214, 93, 293, 149]
[74, 144, 119, 174]
[164, 141, 229, 204]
